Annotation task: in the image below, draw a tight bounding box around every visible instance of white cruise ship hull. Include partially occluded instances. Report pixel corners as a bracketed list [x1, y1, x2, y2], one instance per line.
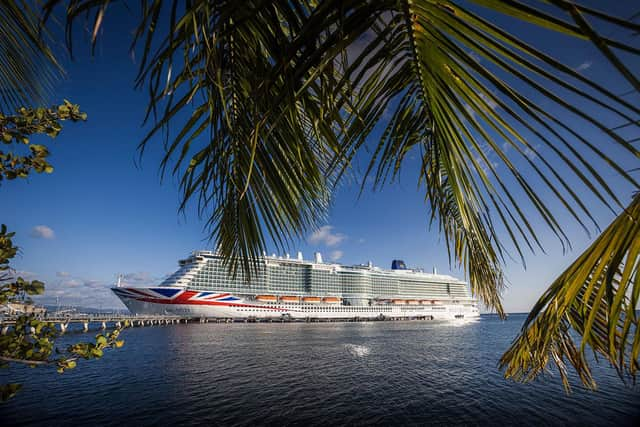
[112, 287, 479, 320]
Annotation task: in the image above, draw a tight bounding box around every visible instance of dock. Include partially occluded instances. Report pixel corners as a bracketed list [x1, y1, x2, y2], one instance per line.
[0, 312, 439, 335]
[0, 313, 193, 335]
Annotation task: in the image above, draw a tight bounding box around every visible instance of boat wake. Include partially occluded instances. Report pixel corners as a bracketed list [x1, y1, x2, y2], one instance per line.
[344, 344, 371, 357]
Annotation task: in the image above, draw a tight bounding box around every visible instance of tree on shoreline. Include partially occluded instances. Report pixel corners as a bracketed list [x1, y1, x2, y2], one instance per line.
[0, 4, 127, 399]
[0, 102, 127, 401]
[3, 1, 638, 391]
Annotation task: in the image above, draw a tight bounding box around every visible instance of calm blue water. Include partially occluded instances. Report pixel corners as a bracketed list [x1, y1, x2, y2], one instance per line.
[1, 314, 639, 426]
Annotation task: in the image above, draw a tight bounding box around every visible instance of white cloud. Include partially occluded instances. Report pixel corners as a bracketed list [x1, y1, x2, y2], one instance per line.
[62, 278, 82, 287]
[523, 145, 539, 161]
[121, 271, 155, 285]
[329, 250, 344, 262]
[34, 272, 122, 309]
[463, 91, 498, 120]
[463, 102, 476, 119]
[308, 225, 346, 247]
[83, 279, 106, 289]
[468, 51, 482, 63]
[41, 271, 157, 309]
[30, 225, 55, 239]
[575, 61, 592, 72]
[479, 92, 498, 110]
[3, 270, 39, 282]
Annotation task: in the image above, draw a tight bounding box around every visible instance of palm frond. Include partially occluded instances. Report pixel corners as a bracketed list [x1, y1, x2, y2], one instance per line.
[134, 1, 351, 276]
[43, 1, 639, 317]
[337, 0, 639, 314]
[500, 193, 640, 391]
[0, 1, 61, 113]
[421, 142, 506, 316]
[42, 0, 381, 277]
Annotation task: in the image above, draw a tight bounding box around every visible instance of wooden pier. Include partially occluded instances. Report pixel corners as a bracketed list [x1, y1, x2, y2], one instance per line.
[0, 313, 439, 335]
[0, 314, 195, 335]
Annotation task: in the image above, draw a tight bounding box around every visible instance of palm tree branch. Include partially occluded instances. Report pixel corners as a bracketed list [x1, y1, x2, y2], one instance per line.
[500, 194, 640, 391]
[0, 1, 62, 112]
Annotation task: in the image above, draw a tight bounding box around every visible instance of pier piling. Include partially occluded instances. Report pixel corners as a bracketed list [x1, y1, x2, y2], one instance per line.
[0, 312, 447, 333]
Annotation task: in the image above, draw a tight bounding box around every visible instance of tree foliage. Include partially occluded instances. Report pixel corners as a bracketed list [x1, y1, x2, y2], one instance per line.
[0, 100, 125, 401]
[0, 100, 87, 182]
[11, 0, 640, 390]
[1, 224, 128, 402]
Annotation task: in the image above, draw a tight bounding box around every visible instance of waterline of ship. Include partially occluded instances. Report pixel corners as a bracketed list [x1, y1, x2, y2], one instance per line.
[112, 251, 479, 320]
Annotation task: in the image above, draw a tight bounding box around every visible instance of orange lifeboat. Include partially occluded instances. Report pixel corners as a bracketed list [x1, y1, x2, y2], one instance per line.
[302, 296, 321, 303]
[323, 297, 341, 304]
[407, 300, 419, 305]
[280, 296, 300, 303]
[392, 299, 406, 305]
[256, 295, 277, 302]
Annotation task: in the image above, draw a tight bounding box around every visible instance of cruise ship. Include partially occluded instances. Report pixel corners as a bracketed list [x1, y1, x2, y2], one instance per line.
[112, 251, 479, 320]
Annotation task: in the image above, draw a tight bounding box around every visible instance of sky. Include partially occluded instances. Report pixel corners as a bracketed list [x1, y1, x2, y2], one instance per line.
[2, 2, 638, 312]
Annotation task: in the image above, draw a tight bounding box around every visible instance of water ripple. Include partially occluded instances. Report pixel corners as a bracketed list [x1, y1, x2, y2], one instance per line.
[1, 315, 639, 426]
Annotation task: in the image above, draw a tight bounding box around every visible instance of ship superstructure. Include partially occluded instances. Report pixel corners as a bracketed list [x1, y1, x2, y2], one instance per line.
[112, 251, 479, 320]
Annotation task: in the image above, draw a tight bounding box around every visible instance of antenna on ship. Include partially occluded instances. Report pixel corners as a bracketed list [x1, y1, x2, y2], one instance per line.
[116, 273, 123, 287]
[432, 266, 437, 275]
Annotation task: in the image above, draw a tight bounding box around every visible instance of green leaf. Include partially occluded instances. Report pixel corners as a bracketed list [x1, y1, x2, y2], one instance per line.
[500, 193, 640, 391]
[95, 335, 107, 347]
[25, 280, 45, 295]
[0, 2, 62, 112]
[0, 383, 23, 402]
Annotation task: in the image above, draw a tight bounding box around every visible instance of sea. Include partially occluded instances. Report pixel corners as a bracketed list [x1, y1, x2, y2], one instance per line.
[1, 313, 639, 426]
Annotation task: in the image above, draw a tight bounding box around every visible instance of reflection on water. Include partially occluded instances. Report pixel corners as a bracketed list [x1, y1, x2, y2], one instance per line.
[1, 315, 639, 426]
[344, 343, 371, 357]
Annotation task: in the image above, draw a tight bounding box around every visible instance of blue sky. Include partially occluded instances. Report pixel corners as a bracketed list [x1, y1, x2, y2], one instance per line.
[3, 2, 638, 312]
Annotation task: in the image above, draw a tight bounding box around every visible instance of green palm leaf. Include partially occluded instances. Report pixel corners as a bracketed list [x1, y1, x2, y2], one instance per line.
[41, 0, 639, 387]
[500, 193, 640, 391]
[0, 1, 61, 113]
[337, 1, 638, 317]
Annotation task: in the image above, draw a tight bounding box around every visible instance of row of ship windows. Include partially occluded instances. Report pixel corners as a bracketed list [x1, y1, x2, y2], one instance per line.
[197, 268, 463, 285]
[192, 277, 467, 292]
[230, 306, 450, 312]
[232, 306, 394, 312]
[191, 280, 464, 292]
[201, 265, 461, 285]
[194, 278, 465, 287]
